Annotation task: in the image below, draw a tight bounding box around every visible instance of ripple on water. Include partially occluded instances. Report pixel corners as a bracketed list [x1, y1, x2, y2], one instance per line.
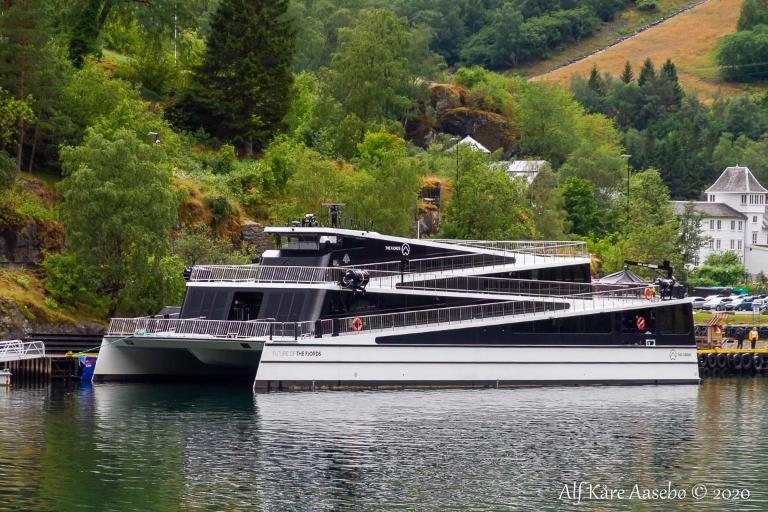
[0, 381, 767, 511]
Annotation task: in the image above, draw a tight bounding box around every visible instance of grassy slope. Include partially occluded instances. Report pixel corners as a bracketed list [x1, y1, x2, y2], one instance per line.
[521, 0, 699, 77]
[532, 0, 756, 101]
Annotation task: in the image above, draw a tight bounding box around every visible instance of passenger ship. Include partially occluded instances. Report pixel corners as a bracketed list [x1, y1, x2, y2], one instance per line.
[94, 223, 699, 389]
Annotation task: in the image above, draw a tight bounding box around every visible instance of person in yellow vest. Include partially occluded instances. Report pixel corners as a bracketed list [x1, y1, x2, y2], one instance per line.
[749, 326, 759, 350]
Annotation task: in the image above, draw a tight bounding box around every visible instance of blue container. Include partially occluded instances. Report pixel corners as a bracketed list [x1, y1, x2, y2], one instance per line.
[79, 356, 97, 382]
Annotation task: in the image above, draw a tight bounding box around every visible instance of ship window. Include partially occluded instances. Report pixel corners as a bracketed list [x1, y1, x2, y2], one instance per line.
[228, 292, 264, 321]
[279, 235, 320, 250]
[659, 305, 690, 335]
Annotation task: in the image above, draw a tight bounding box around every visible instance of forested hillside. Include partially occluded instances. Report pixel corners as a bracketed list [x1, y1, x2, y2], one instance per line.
[0, 0, 759, 325]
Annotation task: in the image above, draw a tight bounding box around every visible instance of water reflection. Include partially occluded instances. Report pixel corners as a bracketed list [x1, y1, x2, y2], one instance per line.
[1, 381, 767, 511]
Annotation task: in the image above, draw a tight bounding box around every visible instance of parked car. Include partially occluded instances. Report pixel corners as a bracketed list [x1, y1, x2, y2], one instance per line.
[702, 296, 734, 311]
[726, 296, 749, 310]
[690, 296, 707, 309]
[736, 296, 757, 310]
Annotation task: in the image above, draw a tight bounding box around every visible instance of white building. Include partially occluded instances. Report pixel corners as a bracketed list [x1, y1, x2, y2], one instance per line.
[492, 160, 548, 185]
[671, 166, 768, 275]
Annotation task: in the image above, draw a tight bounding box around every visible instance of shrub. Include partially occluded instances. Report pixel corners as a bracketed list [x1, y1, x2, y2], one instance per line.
[636, 0, 657, 12]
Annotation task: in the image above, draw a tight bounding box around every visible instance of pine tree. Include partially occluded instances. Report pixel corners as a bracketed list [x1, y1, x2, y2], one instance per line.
[0, 0, 48, 171]
[187, 0, 295, 157]
[659, 58, 684, 109]
[620, 61, 634, 83]
[587, 65, 607, 95]
[68, 0, 103, 68]
[638, 58, 656, 87]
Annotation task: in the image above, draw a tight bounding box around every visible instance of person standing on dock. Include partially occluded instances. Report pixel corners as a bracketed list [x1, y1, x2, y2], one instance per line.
[749, 327, 759, 350]
[737, 327, 746, 349]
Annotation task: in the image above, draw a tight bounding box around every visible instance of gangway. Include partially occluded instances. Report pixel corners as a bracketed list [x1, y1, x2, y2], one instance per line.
[0, 340, 46, 363]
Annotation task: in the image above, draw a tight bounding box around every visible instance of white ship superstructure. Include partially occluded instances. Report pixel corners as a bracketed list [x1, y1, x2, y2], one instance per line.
[94, 227, 699, 388]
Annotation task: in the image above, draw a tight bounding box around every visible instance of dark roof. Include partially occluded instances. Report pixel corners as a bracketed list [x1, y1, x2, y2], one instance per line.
[705, 166, 767, 193]
[597, 268, 647, 285]
[670, 201, 746, 219]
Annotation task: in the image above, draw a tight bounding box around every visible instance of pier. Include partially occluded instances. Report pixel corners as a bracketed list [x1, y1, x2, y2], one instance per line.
[0, 339, 87, 385]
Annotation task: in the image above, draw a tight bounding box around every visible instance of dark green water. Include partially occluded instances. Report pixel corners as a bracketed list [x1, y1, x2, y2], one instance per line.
[1, 380, 767, 511]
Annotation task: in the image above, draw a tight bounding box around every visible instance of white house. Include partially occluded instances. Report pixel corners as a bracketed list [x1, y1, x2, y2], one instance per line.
[671, 165, 768, 275]
[492, 160, 548, 185]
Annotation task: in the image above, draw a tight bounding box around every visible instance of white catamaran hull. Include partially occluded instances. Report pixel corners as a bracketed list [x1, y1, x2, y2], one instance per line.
[253, 343, 700, 390]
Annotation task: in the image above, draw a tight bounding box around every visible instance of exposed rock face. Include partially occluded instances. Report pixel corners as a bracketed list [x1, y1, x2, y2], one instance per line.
[438, 108, 514, 152]
[0, 222, 63, 265]
[0, 299, 103, 340]
[414, 82, 515, 153]
[240, 220, 272, 257]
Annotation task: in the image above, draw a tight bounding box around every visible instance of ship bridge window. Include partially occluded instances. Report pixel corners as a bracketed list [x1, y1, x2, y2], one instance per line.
[180, 288, 233, 320]
[278, 235, 320, 250]
[228, 292, 264, 321]
[658, 304, 691, 334]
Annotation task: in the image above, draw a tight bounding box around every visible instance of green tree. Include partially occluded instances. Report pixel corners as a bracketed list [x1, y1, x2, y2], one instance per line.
[675, 201, 708, 274]
[620, 61, 634, 83]
[559, 176, 601, 236]
[638, 58, 656, 87]
[184, 0, 295, 156]
[717, 25, 768, 82]
[350, 131, 423, 235]
[58, 129, 178, 316]
[689, 251, 748, 286]
[0, 0, 49, 170]
[325, 9, 419, 131]
[528, 164, 567, 239]
[440, 149, 534, 240]
[737, 0, 768, 31]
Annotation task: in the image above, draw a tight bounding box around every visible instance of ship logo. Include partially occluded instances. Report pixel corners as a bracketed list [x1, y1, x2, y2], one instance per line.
[343, 253, 351, 264]
[401, 243, 411, 257]
[669, 349, 678, 361]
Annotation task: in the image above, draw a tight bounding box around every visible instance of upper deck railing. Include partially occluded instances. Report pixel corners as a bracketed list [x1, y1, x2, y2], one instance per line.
[347, 252, 516, 274]
[431, 239, 588, 258]
[189, 265, 347, 283]
[107, 286, 661, 341]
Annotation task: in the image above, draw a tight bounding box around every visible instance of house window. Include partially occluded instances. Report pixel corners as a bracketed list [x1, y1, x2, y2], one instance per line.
[731, 220, 736, 230]
[739, 221, 743, 230]
[708, 239, 714, 249]
[710, 195, 715, 202]
[754, 216, 758, 223]
[739, 240, 743, 250]
[753, 232, 759, 244]
[730, 239, 735, 249]
[716, 239, 721, 249]
[709, 219, 714, 230]
[717, 220, 722, 230]
[742, 194, 748, 205]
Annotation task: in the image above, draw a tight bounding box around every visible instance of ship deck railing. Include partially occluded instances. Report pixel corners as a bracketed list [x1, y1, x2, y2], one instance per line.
[431, 239, 588, 258]
[190, 261, 631, 300]
[326, 285, 659, 336]
[187, 241, 588, 284]
[106, 286, 661, 341]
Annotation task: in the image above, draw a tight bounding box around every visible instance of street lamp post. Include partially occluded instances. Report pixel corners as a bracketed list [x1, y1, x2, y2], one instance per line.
[449, 136, 462, 215]
[621, 154, 632, 229]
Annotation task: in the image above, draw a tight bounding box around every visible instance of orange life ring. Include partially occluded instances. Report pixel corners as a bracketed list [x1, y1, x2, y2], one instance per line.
[644, 287, 653, 300]
[351, 317, 364, 333]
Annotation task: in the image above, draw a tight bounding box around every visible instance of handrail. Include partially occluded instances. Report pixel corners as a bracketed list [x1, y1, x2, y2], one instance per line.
[331, 285, 659, 336]
[107, 286, 660, 341]
[347, 252, 516, 274]
[107, 318, 316, 340]
[0, 340, 46, 362]
[431, 239, 588, 258]
[189, 265, 348, 283]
